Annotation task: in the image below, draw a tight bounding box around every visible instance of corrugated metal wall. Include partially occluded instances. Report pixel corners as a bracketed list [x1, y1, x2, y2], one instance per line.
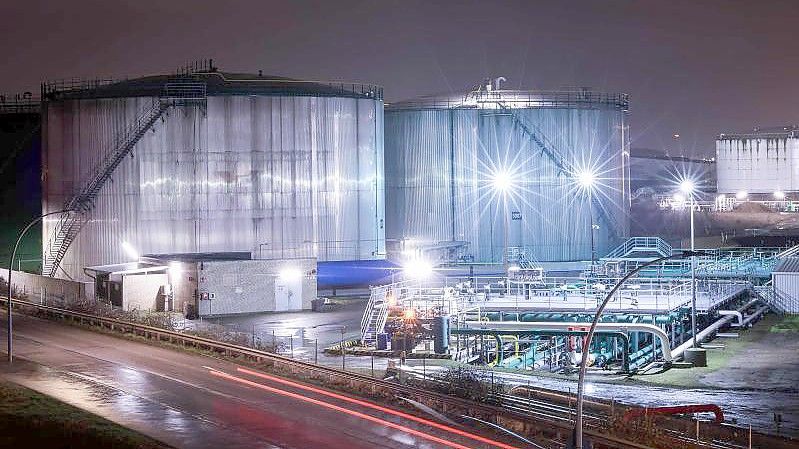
[716, 137, 799, 194]
[385, 106, 629, 262]
[43, 95, 385, 280]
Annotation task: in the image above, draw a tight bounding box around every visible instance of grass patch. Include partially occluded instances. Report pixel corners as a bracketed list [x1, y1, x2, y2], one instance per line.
[631, 314, 779, 388]
[0, 381, 171, 448]
[770, 315, 799, 333]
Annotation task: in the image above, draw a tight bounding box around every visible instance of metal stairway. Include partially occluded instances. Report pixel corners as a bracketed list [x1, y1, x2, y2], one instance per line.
[603, 237, 673, 260]
[752, 284, 797, 315]
[42, 80, 207, 277]
[360, 284, 392, 345]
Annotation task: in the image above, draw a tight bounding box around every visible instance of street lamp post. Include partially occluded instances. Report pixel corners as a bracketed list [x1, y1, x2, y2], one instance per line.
[680, 180, 699, 348]
[588, 187, 595, 270]
[491, 170, 514, 271]
[574, 250, 705, 449]
[6, 208, 75, 362]
[576, 169, 597, 271]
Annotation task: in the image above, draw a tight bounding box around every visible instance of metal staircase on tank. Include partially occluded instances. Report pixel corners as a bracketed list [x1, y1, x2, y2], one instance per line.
[42, 80, 207, 277]
[471, 91, 622, 242]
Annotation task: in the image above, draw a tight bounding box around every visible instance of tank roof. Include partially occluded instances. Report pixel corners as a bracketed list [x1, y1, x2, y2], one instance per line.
[718, 125, 798, 140]
[42, 70, 383, 101]
[386, 88, 629, 112]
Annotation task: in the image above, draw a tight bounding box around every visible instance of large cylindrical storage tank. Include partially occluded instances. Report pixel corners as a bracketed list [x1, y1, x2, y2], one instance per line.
[385, 87, 629, 263]
[42, 71, 385, 280]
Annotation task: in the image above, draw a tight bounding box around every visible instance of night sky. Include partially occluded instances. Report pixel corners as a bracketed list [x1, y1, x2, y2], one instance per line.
[1, 0, 797, 156]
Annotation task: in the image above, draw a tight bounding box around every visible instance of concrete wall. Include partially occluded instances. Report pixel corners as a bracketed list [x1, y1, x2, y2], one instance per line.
[0, 266, 89, 302]
[196, 259, 316, 316]
[122, 273, 168, 311]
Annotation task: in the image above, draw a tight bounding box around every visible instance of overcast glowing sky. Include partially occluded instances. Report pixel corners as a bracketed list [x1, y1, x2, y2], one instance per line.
[2, 0, 796, 156]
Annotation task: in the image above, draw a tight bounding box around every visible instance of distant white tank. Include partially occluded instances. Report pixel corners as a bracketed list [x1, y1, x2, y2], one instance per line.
[716, 127, 799, 195]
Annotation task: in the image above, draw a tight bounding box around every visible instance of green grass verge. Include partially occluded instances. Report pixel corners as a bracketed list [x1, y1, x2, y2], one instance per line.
[631, 314, 781, 388]
[0, 381, 171, 448]
[770, 315, 799, 333]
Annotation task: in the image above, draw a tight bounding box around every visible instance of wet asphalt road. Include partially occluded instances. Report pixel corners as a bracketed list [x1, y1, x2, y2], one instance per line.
[0, 313, 516, 449]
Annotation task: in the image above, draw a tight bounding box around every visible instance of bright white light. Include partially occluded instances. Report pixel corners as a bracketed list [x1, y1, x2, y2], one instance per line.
[576, 169, 596, 189]
[774, 190, 786, 200]
[584, 383, 596, 394]
[168, 261, 182, 281]
[279, 268, 303, 282]
[716, 194, 726, 202]
[679, 179, 696, 195]
[121, 241, 139, 260]
[404, 259, 434, 280]
[736, 190, 748, 200]
[491, 170, 514, 193]
[672, 193, 685, 203]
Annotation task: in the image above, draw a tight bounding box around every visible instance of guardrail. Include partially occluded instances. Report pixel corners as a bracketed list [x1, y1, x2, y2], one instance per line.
[0, 296, 593, 443]
[3, 295, 793, 449]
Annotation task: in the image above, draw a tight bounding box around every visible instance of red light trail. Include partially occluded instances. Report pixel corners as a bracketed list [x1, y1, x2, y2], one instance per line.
[208, 368, 520, 449]
[234, 366, 520, 449]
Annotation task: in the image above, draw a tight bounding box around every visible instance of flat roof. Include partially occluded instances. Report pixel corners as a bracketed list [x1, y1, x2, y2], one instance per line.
[142, 252, 252, 263]
[773, 257, 799, 273]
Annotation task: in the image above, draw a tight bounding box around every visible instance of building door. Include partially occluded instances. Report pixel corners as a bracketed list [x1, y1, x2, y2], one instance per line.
[274, 276, 303, 311]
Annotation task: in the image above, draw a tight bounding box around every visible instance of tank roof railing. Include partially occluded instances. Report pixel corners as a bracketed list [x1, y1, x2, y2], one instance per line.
[41, 77, 121, 98]
[718, 130, 798, 140]
[40, 72, 384, 101]
[387, 89, 629, 111]
[0, 92, 40, 114]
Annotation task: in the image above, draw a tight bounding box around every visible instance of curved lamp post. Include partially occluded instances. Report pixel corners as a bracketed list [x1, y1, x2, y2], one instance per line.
[574, 249, 706, 449]
[6, 208, 75, 362]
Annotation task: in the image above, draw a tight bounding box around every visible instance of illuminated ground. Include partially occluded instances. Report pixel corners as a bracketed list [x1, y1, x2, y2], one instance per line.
[0, 312, 515, 449]
[638, 314, 799, 390]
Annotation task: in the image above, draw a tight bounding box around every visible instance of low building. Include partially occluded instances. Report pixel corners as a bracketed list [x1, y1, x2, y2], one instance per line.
[772, 257, 799, 314]
[86, 253, 317, 317]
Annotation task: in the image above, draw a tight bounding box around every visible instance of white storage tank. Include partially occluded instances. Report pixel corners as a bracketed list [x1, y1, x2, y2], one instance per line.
[384, 83, 630, 263]
[716, 126, 799, 195]
[41, 69, 385, 280]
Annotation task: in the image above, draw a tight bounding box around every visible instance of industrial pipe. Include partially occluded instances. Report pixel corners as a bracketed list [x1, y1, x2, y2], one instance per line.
[717, 310, 743, 327]
[742, 305, 769, 327]
[464, 320, 673, 362]
[451, 328, 631, 372]
[623, 404, 724, 424]
[672, 298, 760, 360]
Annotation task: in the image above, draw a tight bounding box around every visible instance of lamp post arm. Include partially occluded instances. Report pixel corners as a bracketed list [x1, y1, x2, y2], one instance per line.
[574, 251, 700, 448]
[7, 208, 75, 362]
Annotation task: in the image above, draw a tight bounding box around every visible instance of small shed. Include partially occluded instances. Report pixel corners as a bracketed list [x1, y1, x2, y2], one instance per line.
[771, 257, 799, 314]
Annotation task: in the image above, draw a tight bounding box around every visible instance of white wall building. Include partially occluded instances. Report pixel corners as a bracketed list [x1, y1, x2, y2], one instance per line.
[716, 127, 799, 195]
[772, 257, 799, 314]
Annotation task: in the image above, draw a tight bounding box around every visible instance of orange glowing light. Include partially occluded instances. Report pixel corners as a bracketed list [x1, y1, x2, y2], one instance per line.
[208, 369, 493, 449]
[403, 308, 416, 320]
[234, 367, 520, 449]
